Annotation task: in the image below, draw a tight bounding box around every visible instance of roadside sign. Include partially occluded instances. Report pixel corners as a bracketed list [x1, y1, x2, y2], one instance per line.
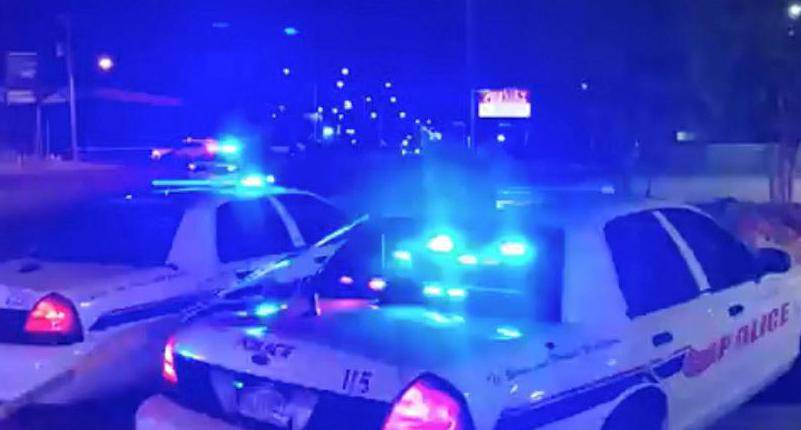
[477, 88, 531, 119]
[5, 52, 38, 105]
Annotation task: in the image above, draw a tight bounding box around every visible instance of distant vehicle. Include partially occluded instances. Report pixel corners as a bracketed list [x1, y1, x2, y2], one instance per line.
[151, 137, 243, 173]
[136, 201, 801, 430]
[0, 179, 349, 409]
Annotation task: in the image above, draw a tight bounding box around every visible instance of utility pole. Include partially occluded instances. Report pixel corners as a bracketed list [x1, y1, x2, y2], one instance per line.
[61, 15, 79, 160]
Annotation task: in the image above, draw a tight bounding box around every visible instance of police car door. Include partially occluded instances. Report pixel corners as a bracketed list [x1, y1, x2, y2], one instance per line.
[215, 198, 301, 289]
[604, 211, 722, 429]
[660, 209, 797, 405]
[270, 193, 350, 280]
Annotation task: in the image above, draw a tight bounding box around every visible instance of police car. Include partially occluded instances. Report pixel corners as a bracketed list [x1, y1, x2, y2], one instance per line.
[0, 176, 348, 412]
[136, 200, 801, 430]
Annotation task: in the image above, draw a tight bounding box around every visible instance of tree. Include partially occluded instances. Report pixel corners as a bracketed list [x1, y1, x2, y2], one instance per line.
[684, 0, 801, 202]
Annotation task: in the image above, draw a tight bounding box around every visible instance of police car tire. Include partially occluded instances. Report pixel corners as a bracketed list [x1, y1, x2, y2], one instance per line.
[601, 390, 667, 430]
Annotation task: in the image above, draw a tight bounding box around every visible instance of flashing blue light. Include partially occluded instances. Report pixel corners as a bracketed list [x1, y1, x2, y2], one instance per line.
[245, 327, 267, 337]
[254, 303, 282, 317]
[457, 254, 478, 265]
[240, 175, 266, 187]
[176, 348, 205, 361]
[423, 284, 443, 297]
[500, 241, 527, 256]
[392, 250, 412, 262]
[283, 26, 299, 36]
[495, 326, 523, 340]
[322, 126, 335, 139]
[217, 137, 242, 155]
[446, 288, 467, 298]
[427, 234, 454, 253]
[424, 311, 465, 326]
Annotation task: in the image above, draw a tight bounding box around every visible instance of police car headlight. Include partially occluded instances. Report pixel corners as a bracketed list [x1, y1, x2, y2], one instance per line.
[383, 376, 472, 430]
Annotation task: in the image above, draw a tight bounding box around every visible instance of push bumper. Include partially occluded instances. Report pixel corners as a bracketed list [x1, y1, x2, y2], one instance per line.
[136, 395, 244, 430]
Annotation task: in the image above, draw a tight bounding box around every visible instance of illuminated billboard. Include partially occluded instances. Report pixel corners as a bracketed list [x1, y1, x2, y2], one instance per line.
[477, 88, 531, 119]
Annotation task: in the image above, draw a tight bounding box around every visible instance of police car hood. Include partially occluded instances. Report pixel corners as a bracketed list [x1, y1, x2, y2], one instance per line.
[0, 258, 170, 309]
[175, 305, 576, 402]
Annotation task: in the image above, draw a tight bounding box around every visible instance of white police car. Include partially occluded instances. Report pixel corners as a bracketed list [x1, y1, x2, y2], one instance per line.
[136, 200, 801, 430]
[0, 177, 348, 413]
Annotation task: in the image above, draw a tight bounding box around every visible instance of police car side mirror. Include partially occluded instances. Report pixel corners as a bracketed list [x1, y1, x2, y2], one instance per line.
[755, 248, 791, 277]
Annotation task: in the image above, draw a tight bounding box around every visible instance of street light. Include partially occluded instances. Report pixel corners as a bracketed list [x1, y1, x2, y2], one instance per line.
[399, 111, 407, 119]
[341, 67, 350, 76]
[284, 26, 299, 36]
[336, 80, 345, 89]
[97, 55, 114, 71]
[384, 81, 393, 89]
[389, 96, 397, 104]
[790, 3, 801, 19]
[282, 67, 291, 76]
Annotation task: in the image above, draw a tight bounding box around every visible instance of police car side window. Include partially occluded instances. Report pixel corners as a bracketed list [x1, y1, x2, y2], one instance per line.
[276, 194, 347, 244]
[605, 211, 700, 318]
[216, 200, 295, 263]
[662, 209, 757, 291]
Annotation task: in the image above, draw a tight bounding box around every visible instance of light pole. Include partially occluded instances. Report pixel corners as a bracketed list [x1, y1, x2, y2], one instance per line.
[61, 15, 80, 160]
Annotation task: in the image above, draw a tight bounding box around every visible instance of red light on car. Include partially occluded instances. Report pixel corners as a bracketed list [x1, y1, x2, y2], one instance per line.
[383, 379, 465, 430]
[24, 294, 78, 335]
[204, 139, 219, 154]
[162, 337, 178, 384]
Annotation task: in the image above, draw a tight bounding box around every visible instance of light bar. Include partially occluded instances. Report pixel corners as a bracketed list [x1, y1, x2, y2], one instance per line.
[427, 235, 454, 253]
[500, 241, 527, 256]
[392, 250, 412, 262]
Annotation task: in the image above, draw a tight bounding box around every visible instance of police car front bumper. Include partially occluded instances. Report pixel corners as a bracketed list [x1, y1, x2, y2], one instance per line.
[136, 395, 245, 430]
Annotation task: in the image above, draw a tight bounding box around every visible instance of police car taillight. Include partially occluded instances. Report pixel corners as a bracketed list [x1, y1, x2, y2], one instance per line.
[24, 294, 79, 335]
[162, 337, 178, 384]
[383, 378, 468, 430]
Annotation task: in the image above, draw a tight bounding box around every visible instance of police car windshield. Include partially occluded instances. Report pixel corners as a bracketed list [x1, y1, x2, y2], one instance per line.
[32, 198, 184, 267]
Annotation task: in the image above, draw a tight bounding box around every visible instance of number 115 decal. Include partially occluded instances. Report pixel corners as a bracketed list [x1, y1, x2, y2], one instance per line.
[342, 369, 372, 394]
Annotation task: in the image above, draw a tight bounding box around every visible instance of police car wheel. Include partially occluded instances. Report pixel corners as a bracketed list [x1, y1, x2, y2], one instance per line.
[602, 392, 667, 430]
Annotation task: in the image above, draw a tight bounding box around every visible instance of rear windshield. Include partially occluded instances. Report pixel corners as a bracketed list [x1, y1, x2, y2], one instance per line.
[32, 199, 184, 266]
[383, 224, 565, 321]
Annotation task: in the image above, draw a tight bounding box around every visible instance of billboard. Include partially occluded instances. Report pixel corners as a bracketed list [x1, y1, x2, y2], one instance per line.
[5, 52, 38, 105]
[477, 88, 531, 119]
